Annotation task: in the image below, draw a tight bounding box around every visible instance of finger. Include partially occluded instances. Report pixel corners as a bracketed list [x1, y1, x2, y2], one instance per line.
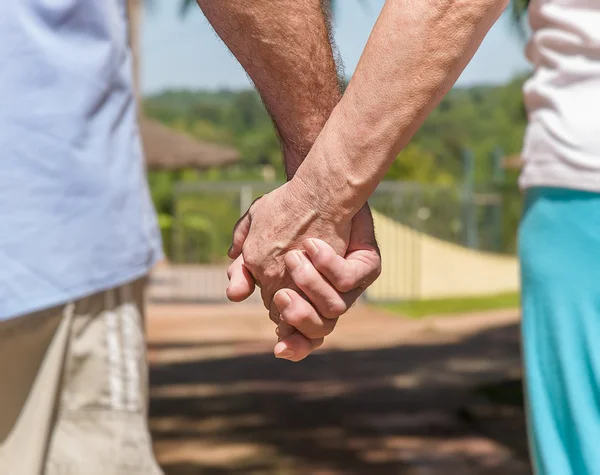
[229, 196, 265, 259]
[285, 250, 349, 319]
[275, 321, 296, 339]
[268, 306, 280, 325]
[269, 302, 296, 338]
[348, 204, 379, 252]
[274, 332, 324, 362]
[258, 271, 293, 308]
[303, 238, 381, 293]
[226, 256, 256, 302]
[228, 211, 251, 259]
[274, 289, 338, 340]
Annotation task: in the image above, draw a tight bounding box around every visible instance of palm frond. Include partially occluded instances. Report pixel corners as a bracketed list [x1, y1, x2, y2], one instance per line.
[511, 0, 530, 34]
[179, 0, 196, 17]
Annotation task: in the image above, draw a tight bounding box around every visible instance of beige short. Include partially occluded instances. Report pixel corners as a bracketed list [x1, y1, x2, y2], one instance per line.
[0, 278, 163, 475]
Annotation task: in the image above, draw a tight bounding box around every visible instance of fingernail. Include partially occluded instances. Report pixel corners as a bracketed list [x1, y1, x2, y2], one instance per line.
[286, 251, 303, 271]
[274, 290, 292, 311]
[304, 239, 319, 256]
[276, 348, 295, 360]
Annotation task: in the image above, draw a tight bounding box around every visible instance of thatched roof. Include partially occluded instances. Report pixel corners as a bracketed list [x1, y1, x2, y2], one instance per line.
[140, 117, 240, 170]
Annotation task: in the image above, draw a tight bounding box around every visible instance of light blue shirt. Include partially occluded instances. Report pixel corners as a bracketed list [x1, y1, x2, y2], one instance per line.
[0, 1, 162, 319]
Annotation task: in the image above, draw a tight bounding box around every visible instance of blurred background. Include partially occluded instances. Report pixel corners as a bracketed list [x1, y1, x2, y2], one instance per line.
[137, 1, 533, 473]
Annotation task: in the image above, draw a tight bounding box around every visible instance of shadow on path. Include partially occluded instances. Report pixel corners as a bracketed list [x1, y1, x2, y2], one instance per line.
[150, 320, 530, 475]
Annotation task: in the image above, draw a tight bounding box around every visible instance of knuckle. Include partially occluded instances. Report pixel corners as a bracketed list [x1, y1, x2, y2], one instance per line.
[366, 253, 383, 279]
[362, 260, 382, 287]
[302, 320, 335, 341]
[324, 299, 347, 319]
[317, 319, 337, 338]
[282, 306, 312, 328]
[306, 327, 331, 340]
[262, 265, 281, 281]
[336, 276, 355, 293]
[243, 252, 261, 271]
[313, 252, 333, 268]
[311, 338, 325, 350]
[243, 254, 256, 269]
[302, 326, 327, 340]
[291, 267, 311, 287]
[373, 262, 383, 280]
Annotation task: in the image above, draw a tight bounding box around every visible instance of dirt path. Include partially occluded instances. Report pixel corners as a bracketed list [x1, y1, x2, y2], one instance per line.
[148, 303, 530, 475]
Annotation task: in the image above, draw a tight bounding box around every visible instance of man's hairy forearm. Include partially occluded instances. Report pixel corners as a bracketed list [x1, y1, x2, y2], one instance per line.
[196, 0, 342, 177]
[295, 0, 508, 220]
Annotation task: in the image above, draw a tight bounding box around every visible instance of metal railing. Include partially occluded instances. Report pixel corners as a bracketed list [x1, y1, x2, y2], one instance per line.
[149, 181, 521, 303]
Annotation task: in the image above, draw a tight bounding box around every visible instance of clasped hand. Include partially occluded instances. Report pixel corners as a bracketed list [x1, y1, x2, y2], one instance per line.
[226, 178, 381, 361]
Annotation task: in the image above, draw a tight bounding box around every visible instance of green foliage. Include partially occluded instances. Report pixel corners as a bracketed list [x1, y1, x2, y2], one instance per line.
[174, 214, 219, 263]
[144, 76, 529, 261]
[160, 0, 530, 263]
[411, 75, 529, 184]
[157, 213, 173, 258]
[381, 292, 520, 318]
[386, 144, 454, 185]
[171, 191, 240, 263]
[145, 75, 530, 186]
[144, 89, 286, 180]
[148, 171, 177, 215]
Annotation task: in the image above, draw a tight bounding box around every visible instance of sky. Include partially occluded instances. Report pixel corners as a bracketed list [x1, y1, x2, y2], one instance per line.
[142, 1, 531, 95]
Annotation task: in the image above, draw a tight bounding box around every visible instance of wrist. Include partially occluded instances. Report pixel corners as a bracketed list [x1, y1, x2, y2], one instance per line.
[282, 146, 305, 180]
[284, 88, 399, 219]
[280, 93, 343, 180]
[293, 108, 388, 223]
[281, 120, 334, 180]
[285, 171, 351, 226]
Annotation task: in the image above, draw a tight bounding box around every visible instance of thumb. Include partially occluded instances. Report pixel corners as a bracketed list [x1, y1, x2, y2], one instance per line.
[348, 204, 379, 253]
[303, 238, 381, 293]
[228, 210, 251, 259]
[226, 255, 256, 302]
[300, 204, 381, 293]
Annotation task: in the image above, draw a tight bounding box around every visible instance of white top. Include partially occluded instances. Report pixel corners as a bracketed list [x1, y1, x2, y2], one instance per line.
[520, 0, 600, 191]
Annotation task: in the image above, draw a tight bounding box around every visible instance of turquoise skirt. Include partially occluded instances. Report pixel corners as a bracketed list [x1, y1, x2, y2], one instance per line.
[520, 187, 600, 475]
